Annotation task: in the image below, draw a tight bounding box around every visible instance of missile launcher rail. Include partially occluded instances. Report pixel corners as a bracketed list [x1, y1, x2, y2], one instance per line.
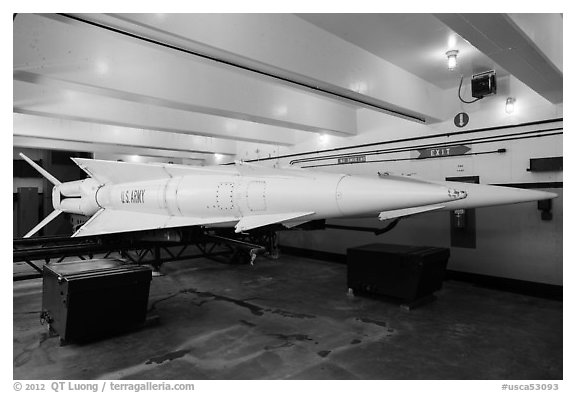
[13, 229, 268, 281]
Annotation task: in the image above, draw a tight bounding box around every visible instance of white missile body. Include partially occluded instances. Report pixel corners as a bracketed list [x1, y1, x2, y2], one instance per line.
[58, 159, 468, 236]
[375, 174, 557, 220]
[19, 153, 556, 238]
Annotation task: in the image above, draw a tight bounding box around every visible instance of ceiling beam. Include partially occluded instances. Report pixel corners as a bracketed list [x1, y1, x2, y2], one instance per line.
[14, 14, 357, 136]
[68, 13, 444, 122]
[14, 80, 297, 146]
[13, 136, 208, 163]
[13, 113, 237, 155]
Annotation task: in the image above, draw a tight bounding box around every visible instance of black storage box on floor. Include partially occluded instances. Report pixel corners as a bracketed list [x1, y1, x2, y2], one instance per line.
[42, 259, 152, 344]
[347, 243, 450, 302]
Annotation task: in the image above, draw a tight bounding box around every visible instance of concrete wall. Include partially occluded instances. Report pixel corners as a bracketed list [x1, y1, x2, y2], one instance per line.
[239, 76, 563, 285]
[279, 189, 562, 285]
[92, 153, 204, 166]
[13, 148, 45, 193]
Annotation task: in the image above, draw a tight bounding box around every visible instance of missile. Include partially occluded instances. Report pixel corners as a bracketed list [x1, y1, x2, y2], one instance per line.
[19, 154, 556, 238]
[19, 153, 468, 238]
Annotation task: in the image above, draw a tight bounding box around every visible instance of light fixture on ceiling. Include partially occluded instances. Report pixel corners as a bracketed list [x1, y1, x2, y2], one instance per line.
[446, 50, 459, 71]
[505, 97, 516, 114]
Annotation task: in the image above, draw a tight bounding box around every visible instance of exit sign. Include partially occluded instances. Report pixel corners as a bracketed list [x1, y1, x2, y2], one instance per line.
[417, 146, 470, 159]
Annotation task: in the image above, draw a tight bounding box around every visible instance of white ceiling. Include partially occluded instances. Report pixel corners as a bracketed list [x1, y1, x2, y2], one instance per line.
[13, 13, 563, 162]
[296, 13, 510, 90]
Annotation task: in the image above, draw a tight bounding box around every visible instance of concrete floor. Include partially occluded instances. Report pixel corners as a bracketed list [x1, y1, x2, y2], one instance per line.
[13, 255, 562, 380]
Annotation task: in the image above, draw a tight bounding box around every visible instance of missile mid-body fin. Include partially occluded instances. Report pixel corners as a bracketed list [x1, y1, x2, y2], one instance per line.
[378, 205, 445, 221]
[235, 212, 315, 233]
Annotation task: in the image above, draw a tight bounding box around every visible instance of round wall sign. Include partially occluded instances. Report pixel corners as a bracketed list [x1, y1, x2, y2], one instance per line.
[454, 112, 469, 128]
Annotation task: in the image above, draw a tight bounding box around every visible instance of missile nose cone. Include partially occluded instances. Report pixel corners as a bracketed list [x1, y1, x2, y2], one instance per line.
[527, 189, 558, 200]
[442, 182, 559, 210]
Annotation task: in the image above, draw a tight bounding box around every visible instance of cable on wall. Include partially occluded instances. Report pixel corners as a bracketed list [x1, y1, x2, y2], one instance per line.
[458, 75, 482, 104]
[289, 127, 563, 166]
[227, 117, 562, 164]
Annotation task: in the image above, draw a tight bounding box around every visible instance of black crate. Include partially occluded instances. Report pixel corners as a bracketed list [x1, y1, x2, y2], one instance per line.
[42, 259, 152, 344]
[347, 243, 450, 302]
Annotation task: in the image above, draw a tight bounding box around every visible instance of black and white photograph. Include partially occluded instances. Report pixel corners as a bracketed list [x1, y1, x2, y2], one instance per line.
[7, 4, 570, 391]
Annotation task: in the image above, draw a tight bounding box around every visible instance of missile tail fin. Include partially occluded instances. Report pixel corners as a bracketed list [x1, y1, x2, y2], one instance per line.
[23, 209, 62, 238]
[70, 158, 161, 184]
[19, 153, 61, 186]
[71, 158, 236, 185]
[72, 209, 238, 237]
[18, 153, 65, 238]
